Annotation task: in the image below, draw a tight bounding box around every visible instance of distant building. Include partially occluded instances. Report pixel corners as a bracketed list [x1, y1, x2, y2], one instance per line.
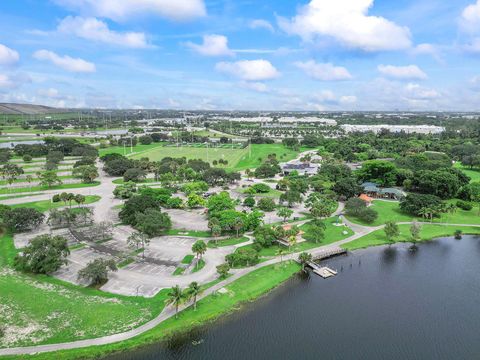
[341, 124, 445, 134]
[280, 159, 320, 176]
[362, 182, 406, 200]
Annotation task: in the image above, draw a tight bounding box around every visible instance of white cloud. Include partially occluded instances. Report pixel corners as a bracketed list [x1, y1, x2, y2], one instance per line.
[54, 0, 206, 21]
[249, 19, 274, 32]
[460, 1, 480, 33]
[215, 60, 280, 81]
[33, 50, 96, 73]
[0, 44, 20, 66]
[58, 16, 149, 48]
[278, 0, 411, 52]
[405, 83, 439, 100]
[0, 73, 31, 89]
[240, 81, 269, 92]
[340, 95, 357, 104]
[0, 74, 16, 89]
[378, 64, 427, 80]
[186, 35, 234, 57]
[295, 60, 352, 81]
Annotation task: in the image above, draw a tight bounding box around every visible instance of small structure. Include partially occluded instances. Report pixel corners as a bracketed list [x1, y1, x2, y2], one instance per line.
[359, 193, 373, 205]
[362, 182, 406, 200]
[276, 224, 305, 246]
[280, 159, 320, 176]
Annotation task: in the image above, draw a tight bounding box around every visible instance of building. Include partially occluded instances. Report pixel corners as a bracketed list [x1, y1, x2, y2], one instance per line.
[280, 159, 320, 176]
[341, 124, 445, 134]
[362, 182, 406, 200]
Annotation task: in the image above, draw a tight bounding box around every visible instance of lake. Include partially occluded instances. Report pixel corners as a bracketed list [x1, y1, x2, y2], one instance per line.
[109, 236, 480, 360]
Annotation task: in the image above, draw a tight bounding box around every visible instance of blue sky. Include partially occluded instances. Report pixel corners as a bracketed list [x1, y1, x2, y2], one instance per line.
[1, 0, 480, 111]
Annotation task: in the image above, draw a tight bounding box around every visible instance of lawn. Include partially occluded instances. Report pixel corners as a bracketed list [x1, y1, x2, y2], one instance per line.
[0, 233, 170, 349]
[343, 224, 480, 250]
[129, 144, 249, 169]
[237, 217, 353, 257]
[346, 200, 480, 227]
[0, 181, 100, 195]
[239, 187, 283, 199]
[234, 144, 308, 171]
[10, 195, 101, 212]
[165, 229, 211, 237]
[20, 261, 301, 360]
[454, 162, 480, 183]
[98, 142, 166, 158]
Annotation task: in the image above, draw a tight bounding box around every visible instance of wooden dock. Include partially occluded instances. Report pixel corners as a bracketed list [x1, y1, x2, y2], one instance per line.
[311, 247, 347, 261]
[307, 261, 338, 278]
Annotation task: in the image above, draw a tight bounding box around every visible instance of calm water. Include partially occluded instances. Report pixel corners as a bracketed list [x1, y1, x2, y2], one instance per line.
[109, 236, 480, 360]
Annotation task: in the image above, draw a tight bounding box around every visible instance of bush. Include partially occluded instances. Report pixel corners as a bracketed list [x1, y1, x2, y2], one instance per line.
[123, 168, 146, 183]
[4, 208, 45, 232]
[357, 208, 378, 223]
[166, 197, 183, 209]
[113, 182, 137, 199]
[246, 183, 271, 194]
[400, 194, 444, 216]
[456, 200, 473, 211]
[243, 196, 255, 208]
[134, 209, 172, 237]
[139, 135, 153, 145]
[345, 197, 367, 216]
[257, 198, 276, 212]
[22, 154, 32, 162]
[225, 248, 259, 267]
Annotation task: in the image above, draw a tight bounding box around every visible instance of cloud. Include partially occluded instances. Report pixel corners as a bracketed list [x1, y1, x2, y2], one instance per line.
[278, 0, 411, 52]
[215, 60, 280, 81]
[54, 0, 206, 21]
[33, 50, 96, 73]
[0, 73, 31, 89]
[0, 44, 20, 66]
[249, 19, 274, 32]
[460, 1, 480, 33]
[240, 81, 269, 92]
[404, 83, 440, 100]
[295, 60, 352, 81]
[185, 35, 234, 57]
[377, 64, 427, 80]
[58, 16, 149, 48]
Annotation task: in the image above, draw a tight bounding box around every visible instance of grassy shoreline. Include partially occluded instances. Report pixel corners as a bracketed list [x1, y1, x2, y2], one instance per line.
[2, 261, 300, 360]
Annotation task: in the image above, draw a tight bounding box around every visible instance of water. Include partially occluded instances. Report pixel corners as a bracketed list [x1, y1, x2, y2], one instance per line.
[109, 236, 480, 360]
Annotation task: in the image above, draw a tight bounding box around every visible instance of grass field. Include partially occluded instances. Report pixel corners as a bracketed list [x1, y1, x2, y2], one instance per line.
[17, 261, 300, 360]
[454, 162, 480, 183]
[0, 233, 170, 349]
[346, 200, 480, 227]
[343, 224, 480, 250]
[234, 144, 308, 171]
[0, 181, 100, 195]
[98, 142, 166, 158]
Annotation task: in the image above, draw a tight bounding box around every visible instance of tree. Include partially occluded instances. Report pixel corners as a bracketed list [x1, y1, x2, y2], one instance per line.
[233, 217, 244, 238]
[345, 197, 367, 216]
[25, 174, 34, 191]
[257, 197, 276, 212]
[276, 248, 286, 263]
[243, 196, 255, 208]
[77, 258, 117, 286]
[410, 221, 422, 250]
[95, 221, 113, 241]
[0, 163, 24, 188]
[127, 231, 150, 258]
[298, 252, 313, 272]
[186, 282, 202, 311]
[277, 207, 293, 222]
[279, 190, 302, 208]
[72, 165, 98, 183]
[74, 194, 86, 207]
[135, 209, 172, 236]
[123, 168, 146, 183]
[14, 234, 69, 274]
[384, 221, 400, 245]
[332, 177, 362, 199]
[192, 240, 207, 261]
[357, 160, 398, 187]
[212, 224, 222, 245]
[216, 263, 230, 278]
[187, 193, 206, 209]
[139, 135, 153, 145]
[37, 170, 62, 188]
[400, 194, 443, 217]
[288, 235, 297, 251]
[119, 195, 160, 225]
[4, 207, 44, 232]
[166, 285, 184, 319]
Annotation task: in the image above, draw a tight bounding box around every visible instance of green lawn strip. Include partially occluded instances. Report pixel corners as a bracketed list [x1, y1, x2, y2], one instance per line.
[239, 187, 283, 199]
[0, 193, 44, 201]
[342, 224, 480, 251]
[10, 196, 101, 212]
[98, 142, 167, 158]
[454, 162, 480, 183]
[117, 257, 135, 269]
[15, 261, 300, 360]
[112, 178, 158, 185]
[208, 236, 249, 248]
[68, 243, 86, 251]
[181, 255, 194, 265]
[191, 259, 205, 273]
[165, 229, 211, 237]
[0, 181, 100, 195]
[0, 175, 74, 186]
[172, 267, 185, 276]
[346, 200, 480, 227]
[237, 217, 353, 258]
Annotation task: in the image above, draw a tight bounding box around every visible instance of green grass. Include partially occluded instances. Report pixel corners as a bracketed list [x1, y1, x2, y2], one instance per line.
[343, 224, 480, 251]
[191, 259, 205, 273]
[172, 267, 185, 276]
[10, 195, 101, 212]
[234, 144, 308, 171]
[130, 144, 249, 169]
[0, 233, 170, 349]
[454, 162, 480, 183]
[240, 187, 283, 199]
[346, 200, 480, 227]
[17, 261, 300, 360]
[208, 236, 250, 248]
[0, 181, 100, 195]
[238, 217, 353, 257]
[181, 255, 194, 265]
[0, 193, 44, 201]
[98, 142, 166, 158]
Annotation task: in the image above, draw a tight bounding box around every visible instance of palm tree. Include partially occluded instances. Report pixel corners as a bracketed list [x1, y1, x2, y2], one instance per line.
[418, 207, 429, 221]
[298, 252, 312, 272]
[288, 235, 297, 252]
[192, 240, 207, 269]
[276, 248, 286, 263]
[166, 285, 184, 319]
[233, 217, 244, 238]
[186, 282, 202, 311]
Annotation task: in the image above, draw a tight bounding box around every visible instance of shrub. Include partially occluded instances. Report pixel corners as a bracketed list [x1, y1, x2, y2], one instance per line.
[257, 198, 276, 212]
[22, 154, 32, 162]
[123, 168, 146, 183]
[357, 208, 378, 223]
[243, 196, 255, 208]
[225, 248, 259, 267]
[139, 135, 153, 145]
[456, 200, 473, 211]
[246, 183, 271, 194]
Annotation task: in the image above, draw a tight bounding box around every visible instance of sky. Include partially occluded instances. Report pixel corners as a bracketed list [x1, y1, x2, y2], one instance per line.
[2, 0, 480, 111]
